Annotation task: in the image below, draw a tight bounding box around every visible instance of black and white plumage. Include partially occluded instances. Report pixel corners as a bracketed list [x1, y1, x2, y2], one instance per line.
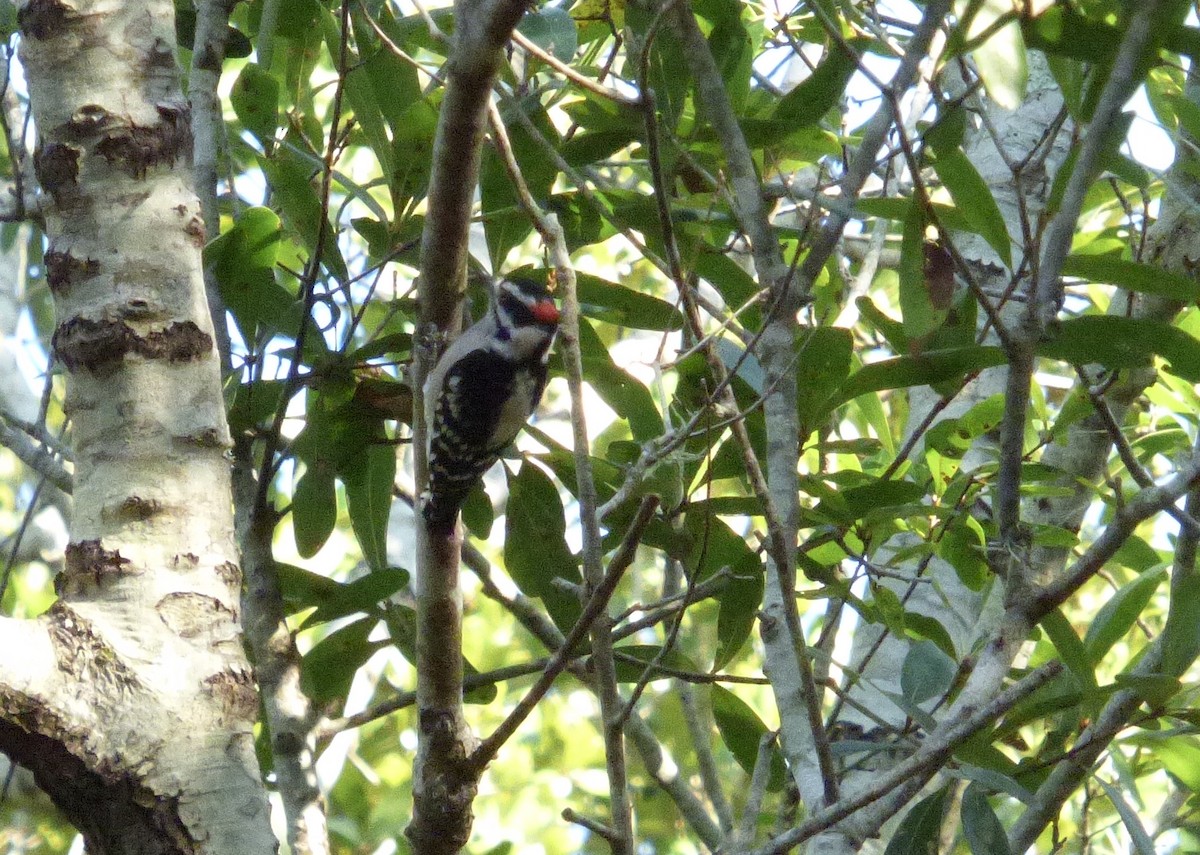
[422, 277, 560, 533]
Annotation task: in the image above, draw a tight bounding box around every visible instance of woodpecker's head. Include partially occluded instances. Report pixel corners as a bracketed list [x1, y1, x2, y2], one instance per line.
[491, 276, 560, 357]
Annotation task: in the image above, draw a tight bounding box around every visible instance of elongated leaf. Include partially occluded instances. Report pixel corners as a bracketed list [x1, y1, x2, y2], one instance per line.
[1155, 735, 1200, 792]
[1038, 316, 1200, 381]
[884, 789, 948, 855]
[901, 639, 957, 704]
[1063, 254, 1200, 302]
[302, 616, 382, 703]
[770, 40, 859, 130]
[341, 441, 396, 571]
[1163, 572, 1200, 675]
[796, 327, 853, 433]
[574, 272, 685, 331]
[836, 347, 1008, 405]
[962, 783, 1012, 855]
[301, 567, 409, 629]
[938, 519, 988, 591]
[711, 685, 786, 791]
[262, 149, 349, 283]
[578, 317, 664, 439]
[613, 644, 698, 681]
[231, 63, 280, 144]
[505, 463, 581, 633]
[292, 463, 337, 558]
[1083, 566, 1166, 664]
[952, 764, 1034, 805]
[1041, 609, 1099, 694]
[518, 6, 578, 61]
[714, 555, 763, 670]
[932, 149, 1012, 267]
[899, 202, 945, 341]
[968, 0, 1026, 109]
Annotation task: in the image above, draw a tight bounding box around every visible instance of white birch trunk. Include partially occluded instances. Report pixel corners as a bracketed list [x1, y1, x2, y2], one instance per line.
[0, 2, 275, 852]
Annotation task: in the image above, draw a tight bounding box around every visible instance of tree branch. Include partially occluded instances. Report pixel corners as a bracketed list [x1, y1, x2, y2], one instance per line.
[408, 3, 531, 851]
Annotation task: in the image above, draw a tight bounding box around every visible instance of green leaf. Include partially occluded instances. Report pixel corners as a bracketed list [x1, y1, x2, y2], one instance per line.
[905, 612, 958, 661]
[1112, 673, 1182, 707]
[460, 483, 495, 539]
[302, 616, 382, 703]
[230, 63, 280, 145]
[574, 273, 685, 330]
[931, 149, 1012, 268]
[505, 463, 580, 632]
[835, 347, 1008, 406]
[1155, 736, 1200, 792]
[518, 6, 578, 62]
[613, 644, 699, 681]
[962, 783, 1013, 855]
[341, 442, 395, 571]
[1040, 609, 1099, 693]
[710, 685, 786, 791]
[694, 250, 762, 328]
[770, 40, 860, 131]
[968, 0, 1026, 109]
[342, 64, 394, 178]
[302, 567, 410, 628]
[1039, 316, 1200, 381]
[292, 463, 337, 558]
[560, 127, 639, 167]
[578, 317, 664, 440]
[884, 789, 948, 855]
[262, 147, 349, 284]
[926, 394, 1005, 460]
[704, 0, 752, 110]
[899, 202, 945, 342]
[1022, 6, 1120, 63]
[939, 518, 988, 591]
[1163, 571, 1200, 675]
[206, 207, 303, 338]
[1062, 254, 1200, 302]
[901, 639, 957, 704]
[952, 764, 1034, 805]
[714, 556, 763, 670]
[1083, 566, 1166, 664]
[795, 327, 853, 433]
[842, 480, 926, 521]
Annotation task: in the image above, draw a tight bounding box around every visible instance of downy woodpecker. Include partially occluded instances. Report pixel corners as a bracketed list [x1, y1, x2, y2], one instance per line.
[422, 277, 560, 533]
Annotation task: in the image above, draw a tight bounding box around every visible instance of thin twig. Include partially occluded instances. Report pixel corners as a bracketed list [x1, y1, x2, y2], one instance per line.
[511, 29, 640, 106]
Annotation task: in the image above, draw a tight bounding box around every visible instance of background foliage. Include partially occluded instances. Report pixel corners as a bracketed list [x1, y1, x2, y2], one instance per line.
[3, 0, 1200, 852]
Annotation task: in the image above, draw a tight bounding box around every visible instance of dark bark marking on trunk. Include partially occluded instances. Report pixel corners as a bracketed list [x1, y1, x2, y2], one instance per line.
[34, 141, 81, 200]
[93, 108, 193, 179]
[102, 496, 163, 524]
[44, 248, 99, 293]
[204, 669, 260, 723]
[54, 318, 213, 372]
[64, 539, 133, 579]
[16, 0, 70, 40]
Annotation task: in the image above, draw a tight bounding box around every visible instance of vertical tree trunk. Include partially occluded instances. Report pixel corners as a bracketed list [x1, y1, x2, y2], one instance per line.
[0, 2, 275, 852]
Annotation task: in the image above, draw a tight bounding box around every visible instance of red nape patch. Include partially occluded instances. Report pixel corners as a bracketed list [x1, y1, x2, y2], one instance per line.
[532, 300, 560, 324]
